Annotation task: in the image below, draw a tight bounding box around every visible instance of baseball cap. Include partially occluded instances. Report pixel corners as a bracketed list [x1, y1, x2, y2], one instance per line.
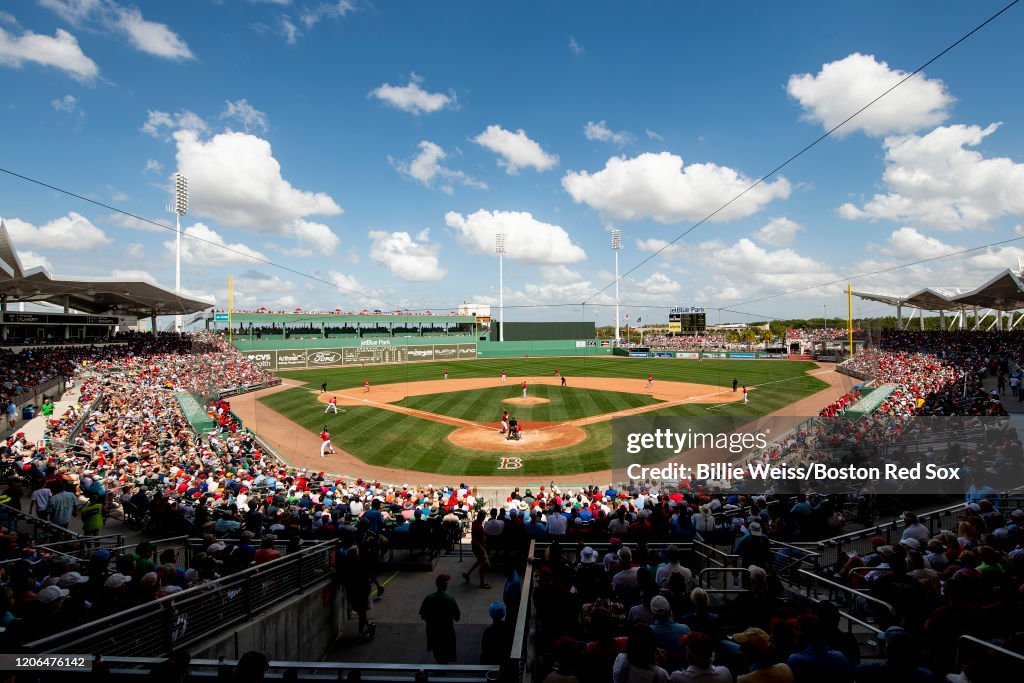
[488, 601, 506, 620]
[748, 521, 763, 536]
[732, 627, 772, 652]
[104, 573, 133, 589]
[650, 595, 671, 616]
[58, 572, 89, 588]
[435, 573, 451, 587]
[37, 585, 70, 604]
[899, 538, 921, 551]
[879, 625, 913, 646]
[579, 547, 597, 564]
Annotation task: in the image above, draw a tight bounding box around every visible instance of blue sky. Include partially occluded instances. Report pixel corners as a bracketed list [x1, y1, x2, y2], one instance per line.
[2, 0, 1023, 326]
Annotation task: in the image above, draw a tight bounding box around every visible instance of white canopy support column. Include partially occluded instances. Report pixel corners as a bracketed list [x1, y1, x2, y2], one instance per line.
[939, 309, 945, 329]
[896, 303, 903, 330]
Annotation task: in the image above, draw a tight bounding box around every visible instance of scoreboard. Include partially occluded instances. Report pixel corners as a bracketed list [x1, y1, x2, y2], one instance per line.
[669, 306, 706, 333]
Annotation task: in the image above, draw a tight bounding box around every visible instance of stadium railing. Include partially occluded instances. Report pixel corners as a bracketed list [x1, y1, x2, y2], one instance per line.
[813, 492, 1024, 570]
[956, 635, 1024, 677]
[47, 390, 104, 453]
[506, 539, 535, 683]
[0, 502, 81, 542]
[24, 539, 338, 656]
[215, 377, 282, 400]
[88, 657, 500, 681]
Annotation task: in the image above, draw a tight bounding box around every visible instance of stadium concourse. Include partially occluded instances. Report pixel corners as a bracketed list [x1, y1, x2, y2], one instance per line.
[1, 330, 1024, 682]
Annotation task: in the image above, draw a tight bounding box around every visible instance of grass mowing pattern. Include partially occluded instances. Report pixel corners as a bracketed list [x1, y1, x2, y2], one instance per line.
[396, 385, 659, 422]
[259, 358, 829, 476]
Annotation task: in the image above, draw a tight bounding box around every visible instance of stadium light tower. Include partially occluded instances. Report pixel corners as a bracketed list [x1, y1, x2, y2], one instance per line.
[495, 232, 506, 342]
[611, 229, 622, 343]
[167, 173, 189, 333]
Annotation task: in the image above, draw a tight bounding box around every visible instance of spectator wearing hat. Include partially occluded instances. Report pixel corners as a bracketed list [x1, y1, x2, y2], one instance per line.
[853, 626, 931, 683]
[900, 512, 929, 547]
[479, 600, 512, 665]
[735, 522, 771, 569]
[734, 627, 794, 683]
[650, 595, 690, 672]
[80, 494, 105, 537]
[419, 573, 460, 663]
[669, 631, 731, 683]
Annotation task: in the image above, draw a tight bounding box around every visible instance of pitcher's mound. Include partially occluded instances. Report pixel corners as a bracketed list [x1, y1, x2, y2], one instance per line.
[502, 397, 550, 407]
[448, 422, 586, 452]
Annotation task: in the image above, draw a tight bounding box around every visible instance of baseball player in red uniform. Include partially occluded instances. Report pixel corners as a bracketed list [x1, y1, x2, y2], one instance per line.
[363, 379, 370, 393]
[320, 427, 334, 457]
[501, 369, 507, 383]
[521, 380, 527, 399]
[443, 369, 448, 380]
[325, 396, 338, 413]
[646, 374, 653, 388]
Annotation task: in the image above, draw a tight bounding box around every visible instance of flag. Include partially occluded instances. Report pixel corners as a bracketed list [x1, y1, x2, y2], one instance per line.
[624, 315, 629, 323]
[636, 317, 642, 323]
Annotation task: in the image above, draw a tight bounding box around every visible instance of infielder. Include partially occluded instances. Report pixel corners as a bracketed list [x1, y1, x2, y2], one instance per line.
[501, 369, 507, 383]
[325, 396, 339, 413]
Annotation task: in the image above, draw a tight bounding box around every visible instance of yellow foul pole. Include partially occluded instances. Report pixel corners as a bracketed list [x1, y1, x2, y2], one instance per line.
[847, 283, 853, 357]
[228, 275, 234, 345]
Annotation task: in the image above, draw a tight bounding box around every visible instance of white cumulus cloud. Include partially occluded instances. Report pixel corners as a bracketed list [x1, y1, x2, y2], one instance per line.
[51, 94, 78, 113]
[754, 217, 803, 246]
[584, 120, 632, 146]
[838, 123, 1024, 231]
[5, 212, 111, 250]
[882, 227, 960, 259]
[391, 140, 487, 192]
[39, 1, 194, 61]
[444, 209, 586, 265]
[0, 24, 99, 82]
[368, 230, 446, 282]
[473, 125, 559, 174]
[562, 152, 790, 223]
[221, 99, 269, 133]
[169, 223, 267, 265]
[174, 129, 343, 233]
[694, 238, 839, 294]
[787, 53, 953, 137]
[369, 73, 454, 115]
[114, 6, 194, 60]
[142, 109, 208, 139]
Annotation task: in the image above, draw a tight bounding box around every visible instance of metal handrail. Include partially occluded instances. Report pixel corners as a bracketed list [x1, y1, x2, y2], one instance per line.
[507, 539, 535, 683]
[957, 634, 1024, 666]
[697, 567, 749, 590]
[24, 539, 338, 655]
[0, 502, 81, 541]
[793, 568, 896, 618]
[97, 656, 498, 680]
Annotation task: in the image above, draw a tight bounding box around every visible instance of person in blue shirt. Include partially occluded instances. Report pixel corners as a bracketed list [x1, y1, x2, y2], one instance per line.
[787, 615, 853, 683]
[523, 511, 547, 538]
[362, 499, 385, 534]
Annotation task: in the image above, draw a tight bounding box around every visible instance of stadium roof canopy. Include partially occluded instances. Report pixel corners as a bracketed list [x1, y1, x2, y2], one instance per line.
[854, 268, 1024, 312]
[0, 219, 213, 317]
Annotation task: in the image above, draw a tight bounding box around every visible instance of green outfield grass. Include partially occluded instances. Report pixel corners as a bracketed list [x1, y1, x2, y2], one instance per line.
[396, 384, 659, 422]
[255, 357, 831, 476]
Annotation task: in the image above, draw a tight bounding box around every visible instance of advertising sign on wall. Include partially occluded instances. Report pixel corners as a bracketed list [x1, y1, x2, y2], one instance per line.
[702, 352, 727, 359]
[275, 349, 308, 368]
[654, 351, 674, 358]
[241, 350, 276, 371]
[730, 352, 756, 359]
[629, 351, 650, 358]
[676, 352, 700, 359]
[307, 349, 344, 366]
[433, 344, 459, 360]
[788, 354, 813, 360]
[406, 346, 435, 362]
[457, 344, 477, 358]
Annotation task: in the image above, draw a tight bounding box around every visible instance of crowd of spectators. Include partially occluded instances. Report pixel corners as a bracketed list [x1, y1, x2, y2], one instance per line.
[644, 335, 767, 352]
[787, 328, 865, 343]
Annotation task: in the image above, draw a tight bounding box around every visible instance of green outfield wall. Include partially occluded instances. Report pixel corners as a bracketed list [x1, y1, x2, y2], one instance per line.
[232, 337, 611, 370]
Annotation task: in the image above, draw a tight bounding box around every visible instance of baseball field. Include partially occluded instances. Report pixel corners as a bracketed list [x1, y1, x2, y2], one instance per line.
[237, 356, 849, 479]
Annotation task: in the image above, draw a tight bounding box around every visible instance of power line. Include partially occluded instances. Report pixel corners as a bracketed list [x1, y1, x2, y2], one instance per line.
[0, 167, 404, 311]
[583, 0, 1021, 305]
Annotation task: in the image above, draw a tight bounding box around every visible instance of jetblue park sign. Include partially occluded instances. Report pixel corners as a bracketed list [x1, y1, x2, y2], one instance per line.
[241, 343, 477, 371]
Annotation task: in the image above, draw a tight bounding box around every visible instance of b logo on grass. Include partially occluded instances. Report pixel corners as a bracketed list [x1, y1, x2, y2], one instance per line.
[498, 457, 524, 470]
